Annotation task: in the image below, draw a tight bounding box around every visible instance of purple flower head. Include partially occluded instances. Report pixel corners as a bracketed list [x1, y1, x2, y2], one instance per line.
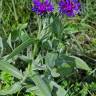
[58, 0, 81, 17]
[32, 0, 54, 15]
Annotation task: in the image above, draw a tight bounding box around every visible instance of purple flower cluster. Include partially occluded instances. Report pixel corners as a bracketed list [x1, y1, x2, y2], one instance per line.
[58, 0, 81, 16]
[32, 0, 54, 15]
[32, 0, 81, 17]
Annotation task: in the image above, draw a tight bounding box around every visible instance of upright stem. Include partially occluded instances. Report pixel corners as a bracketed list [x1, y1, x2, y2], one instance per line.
[32, 42, 38, 59]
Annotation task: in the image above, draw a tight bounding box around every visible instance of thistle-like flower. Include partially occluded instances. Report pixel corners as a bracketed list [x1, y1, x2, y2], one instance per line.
[32, 0, 54, 15]
[58, 0, 81, 17]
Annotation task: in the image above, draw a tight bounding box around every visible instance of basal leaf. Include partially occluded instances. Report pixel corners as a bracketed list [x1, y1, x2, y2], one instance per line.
[50, 81, 68, 96]
[0, 60, 23, 79]
[0, 82, 22, 95]
[70, 56, 91, 71]
[31, 71, 52, 96]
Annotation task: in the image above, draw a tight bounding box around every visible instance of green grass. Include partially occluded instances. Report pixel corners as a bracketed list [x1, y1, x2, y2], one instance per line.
[0, 0, 96, 96]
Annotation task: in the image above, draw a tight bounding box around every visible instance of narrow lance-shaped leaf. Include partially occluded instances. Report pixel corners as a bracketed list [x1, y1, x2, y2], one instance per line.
[0, 82, 22, 95]
[0, 60, 23, 79]
[7, 33, 13, 50]
[50, 81, 68, 96]
[7, 38, 37, 60]
[0, 37, 3, 56]
[70, 56, 91, 71]
[31, 71, 52, 96]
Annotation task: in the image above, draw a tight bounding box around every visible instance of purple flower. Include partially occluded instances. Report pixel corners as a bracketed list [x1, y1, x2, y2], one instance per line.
[32, 0, 54, 15]
[58, 0, 81, 17]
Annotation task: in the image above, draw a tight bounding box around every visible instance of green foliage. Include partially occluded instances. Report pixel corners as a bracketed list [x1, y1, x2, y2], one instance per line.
[0, 0, 96, 96]
[0, 82, 22, 95]
[0, 71, 14, 89]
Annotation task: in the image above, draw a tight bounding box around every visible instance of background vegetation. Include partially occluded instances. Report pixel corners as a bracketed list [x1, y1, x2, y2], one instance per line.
[0, 0, 96, 96]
